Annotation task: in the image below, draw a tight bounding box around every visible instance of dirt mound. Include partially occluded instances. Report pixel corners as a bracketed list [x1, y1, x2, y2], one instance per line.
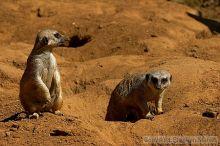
[0, 0, 219, 145]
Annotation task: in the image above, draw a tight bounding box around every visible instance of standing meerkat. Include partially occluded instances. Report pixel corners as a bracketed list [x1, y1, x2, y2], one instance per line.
[19, 29, 68, 119]
[105, 70, 172, 122]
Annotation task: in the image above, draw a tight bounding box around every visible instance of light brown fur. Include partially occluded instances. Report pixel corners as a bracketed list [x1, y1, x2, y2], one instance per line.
[105, 70, 172, 122]
[19, 29, 67, 118]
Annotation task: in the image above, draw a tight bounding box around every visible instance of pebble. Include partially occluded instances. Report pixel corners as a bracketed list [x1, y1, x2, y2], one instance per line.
[5, 131, 11, 137]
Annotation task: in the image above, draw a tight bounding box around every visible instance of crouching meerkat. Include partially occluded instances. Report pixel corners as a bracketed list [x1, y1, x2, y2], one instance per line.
[105, 70, 172, 122]
[19, 29, 68, 119]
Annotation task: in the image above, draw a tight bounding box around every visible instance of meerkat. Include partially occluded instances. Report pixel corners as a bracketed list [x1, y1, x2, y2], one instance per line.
[105, 70, 172, 122]
[19, 29, 68, 119]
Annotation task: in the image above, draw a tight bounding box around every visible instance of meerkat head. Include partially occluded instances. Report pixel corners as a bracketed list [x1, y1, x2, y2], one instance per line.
[33, 29, 68, 51]
[146, 70, 172, 92]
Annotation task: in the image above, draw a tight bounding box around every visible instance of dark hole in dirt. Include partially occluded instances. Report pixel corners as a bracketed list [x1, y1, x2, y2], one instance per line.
[202, 111, 218, 118]
[68, 35, 92, 47]
[50, 130, 72, 136]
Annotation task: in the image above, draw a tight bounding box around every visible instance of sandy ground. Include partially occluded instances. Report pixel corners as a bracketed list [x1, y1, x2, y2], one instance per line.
[0, 0, 219, 145]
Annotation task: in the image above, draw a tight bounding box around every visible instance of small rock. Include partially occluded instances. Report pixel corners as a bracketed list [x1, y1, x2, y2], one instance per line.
[183, 103, 189, 108]
[191, 53, 198, 58]
[98, 24, 103, 29]
[143, 47, 149, 52]
[5, 132, 10, 137]
[17, 112, 27, 120]
[65, 117, 75, 122]
[32, 126, 37, 133]
[10, 123, 19, 131]
[11, 123, 19, 129]
[150, 34, 157, 37]
[9, 128, 17, 132]
[98, 64, 103, 68]
[72, 22, 79, 29]
[190, 48, 197, 53]
[37, 7, 56, 17]
[37, 7, 44, 17]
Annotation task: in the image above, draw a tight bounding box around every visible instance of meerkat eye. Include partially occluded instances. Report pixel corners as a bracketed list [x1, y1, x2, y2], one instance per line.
[161, 78, 168, 84]
[151, 77, 158, 84]
[54, 33, 62, 39]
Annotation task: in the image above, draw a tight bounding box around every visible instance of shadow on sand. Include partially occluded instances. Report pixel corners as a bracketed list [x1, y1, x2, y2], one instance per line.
[0, 112, 27, 122]
[187, 12, 220, 34]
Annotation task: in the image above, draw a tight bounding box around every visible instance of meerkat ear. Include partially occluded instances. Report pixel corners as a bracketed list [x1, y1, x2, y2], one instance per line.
[145, 73, 150, 82]
[170, 75, 172, 82]
[42, 36, 48, 45]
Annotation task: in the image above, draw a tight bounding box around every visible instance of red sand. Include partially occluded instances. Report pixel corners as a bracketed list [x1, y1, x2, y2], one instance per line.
[0, 0, 219, 145]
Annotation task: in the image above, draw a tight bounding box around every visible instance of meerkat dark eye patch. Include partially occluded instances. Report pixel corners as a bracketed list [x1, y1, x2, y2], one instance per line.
[54, 33, 62, 39]
[42, 37, 48, 44]
[145, 74, 150, 81]
[161, 78, 168, 84]
[151, 77, 158, 84]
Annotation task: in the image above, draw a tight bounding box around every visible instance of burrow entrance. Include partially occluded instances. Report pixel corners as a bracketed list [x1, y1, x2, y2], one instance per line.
[68, 34, 92, 47]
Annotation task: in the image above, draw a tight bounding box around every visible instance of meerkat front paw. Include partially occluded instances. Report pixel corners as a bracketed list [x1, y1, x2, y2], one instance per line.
[145, 112, 154, 120]
[29, 113, 40, 119]
[156, 108, 164, 115]
[54, 110, 64, 116]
